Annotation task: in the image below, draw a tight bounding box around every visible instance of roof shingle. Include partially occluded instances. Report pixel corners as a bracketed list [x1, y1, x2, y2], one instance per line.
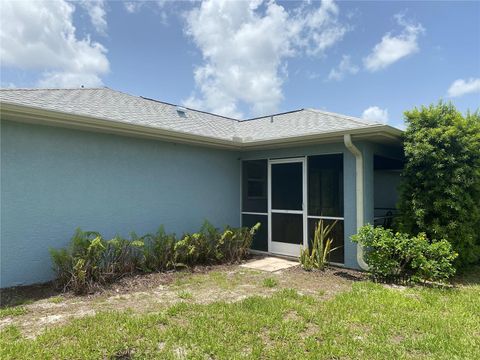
[0, 87, 384, 143]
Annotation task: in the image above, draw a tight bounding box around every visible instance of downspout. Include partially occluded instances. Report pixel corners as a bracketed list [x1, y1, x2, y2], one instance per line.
[344, 134, 369, 270]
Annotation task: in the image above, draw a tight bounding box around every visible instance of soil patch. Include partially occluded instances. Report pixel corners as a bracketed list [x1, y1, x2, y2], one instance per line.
[0, 260, 364, 338]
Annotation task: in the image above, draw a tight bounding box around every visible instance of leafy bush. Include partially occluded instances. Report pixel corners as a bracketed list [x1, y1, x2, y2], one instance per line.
[300, 220, 340, 271]
[141, 226, 176, 272]
[50, 229, 143, 293]
[351, 224, 458, 283]
[218, 223, 260, 263]
[104, 235, 144, 276]
[398, 102, 480, 268]
[50, 221, 260, 293]
[174, 221, 260, 267]
[50, 229, 103, 292]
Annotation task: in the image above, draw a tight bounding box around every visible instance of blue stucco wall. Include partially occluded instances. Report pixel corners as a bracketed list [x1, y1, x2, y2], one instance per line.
[1, 120, 240, 287]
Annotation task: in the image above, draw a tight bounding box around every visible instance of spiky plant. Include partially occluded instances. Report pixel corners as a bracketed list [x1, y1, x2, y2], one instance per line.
[299, 219, 340, 270]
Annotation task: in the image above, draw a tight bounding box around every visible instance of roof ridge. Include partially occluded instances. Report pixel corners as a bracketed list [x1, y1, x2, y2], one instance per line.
[242, 108, 305, 121]
[0, 87, 109, 91]
[304, 108, 381, 126]
[140, 96, 240, 122]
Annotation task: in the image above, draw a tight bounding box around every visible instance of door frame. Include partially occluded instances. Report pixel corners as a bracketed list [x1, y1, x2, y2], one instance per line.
[268, 157, 307, 256]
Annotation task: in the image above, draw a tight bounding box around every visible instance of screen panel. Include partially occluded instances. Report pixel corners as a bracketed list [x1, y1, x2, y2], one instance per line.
[307, 218, 344, 264]
[242, 214, 268, 251]
[271, 162, 303, 210]
[308, 154, 343, 217]
[242, 160, 267, 213]
[272, 213, 303, 245]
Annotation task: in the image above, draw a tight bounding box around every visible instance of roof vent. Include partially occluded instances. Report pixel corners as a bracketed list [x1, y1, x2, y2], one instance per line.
[176, 106, 187, 117]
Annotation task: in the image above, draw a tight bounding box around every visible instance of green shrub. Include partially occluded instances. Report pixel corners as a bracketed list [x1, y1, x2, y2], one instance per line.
[50, 229, 105, 293]
[50, 222, 260, 293]
[351, 224, 458, 283]
[175, 221, 260, 267]
[299, 220, 340, 271]
[141, 226, 176, 272]
[174, 233, 202, 268]
[174, 221, 220, 267]
[104, 235, 144, 276]
[218, 223, 260, 263]
[398, 102, 480, 268]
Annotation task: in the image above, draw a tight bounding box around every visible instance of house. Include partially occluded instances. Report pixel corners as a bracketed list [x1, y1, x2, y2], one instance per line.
[0, 88, 404, 287]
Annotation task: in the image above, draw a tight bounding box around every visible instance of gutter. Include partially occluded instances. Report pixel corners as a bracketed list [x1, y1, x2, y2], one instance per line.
[343, 134, 369, 270]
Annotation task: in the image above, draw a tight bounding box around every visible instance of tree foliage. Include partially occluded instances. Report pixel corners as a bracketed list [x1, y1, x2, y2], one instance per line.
[398, 102, 480, 268]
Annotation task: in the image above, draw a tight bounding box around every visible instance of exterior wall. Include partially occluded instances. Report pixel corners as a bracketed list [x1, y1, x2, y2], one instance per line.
[240, 142, 360, 269]
[1, 120, 240, 287]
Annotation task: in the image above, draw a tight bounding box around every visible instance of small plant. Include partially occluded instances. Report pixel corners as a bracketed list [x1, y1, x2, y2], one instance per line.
[104, 235, 144, 276]
[177, 291, 193, 300]
[0, 306, 28, 319]
[218, 223, 260, 263]
[175, 221, 260, 267]
[263, 278, 278, 288]
[141, 226, 176, 272]
[351, 224, 458, 284]
[50, 229, 106, 293]
[50, 222, 260, 293]
[47, 296, 64, 304]
[299, 220, 339, 271]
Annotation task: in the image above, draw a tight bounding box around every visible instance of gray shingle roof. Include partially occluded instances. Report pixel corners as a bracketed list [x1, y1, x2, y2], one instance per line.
[0, 87, 387, 144]
[236, 108, 381, 143]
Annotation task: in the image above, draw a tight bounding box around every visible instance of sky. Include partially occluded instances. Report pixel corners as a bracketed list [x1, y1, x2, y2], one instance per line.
[0, 0, 479, 129]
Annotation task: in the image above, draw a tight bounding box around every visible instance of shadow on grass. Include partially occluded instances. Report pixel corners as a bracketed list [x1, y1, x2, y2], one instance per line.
[332, 271, 365, 282]
[452, 265, 480, 286]
[0, 282, 60, 308]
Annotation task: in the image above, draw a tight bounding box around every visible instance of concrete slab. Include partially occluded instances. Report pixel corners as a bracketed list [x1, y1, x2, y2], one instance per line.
[241, 256, 299, 272]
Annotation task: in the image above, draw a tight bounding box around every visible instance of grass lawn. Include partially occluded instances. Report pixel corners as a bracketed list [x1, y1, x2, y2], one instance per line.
[1, 266, 479, 359]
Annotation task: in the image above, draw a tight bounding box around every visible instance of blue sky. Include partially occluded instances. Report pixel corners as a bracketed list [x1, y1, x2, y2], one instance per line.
[1, 0, 479, 128]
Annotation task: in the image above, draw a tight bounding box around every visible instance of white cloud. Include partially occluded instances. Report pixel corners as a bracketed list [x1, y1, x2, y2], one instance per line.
[184, 0, 348, 118]
[124, 2, 138, 13]
[0, 0, 109, 88]
[362, 106, 389, 123]
[124, 1, 144, 13]
[79, 0, 107, 35]
[364, 14, 424, 72]
[328, 55, 358, 81]
[447, 78, 480, 97]
[123, 1, 168, 25]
